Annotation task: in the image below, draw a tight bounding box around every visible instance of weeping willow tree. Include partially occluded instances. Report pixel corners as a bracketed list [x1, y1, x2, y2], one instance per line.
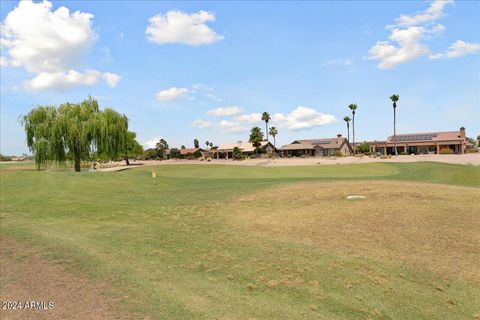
[21, 97, 128, 172]
[124, 131, 144, 165]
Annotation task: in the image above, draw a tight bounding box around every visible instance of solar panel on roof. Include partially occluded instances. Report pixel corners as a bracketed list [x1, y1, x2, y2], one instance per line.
[395, 134, 434, 141]
[310, 140, 331, 145]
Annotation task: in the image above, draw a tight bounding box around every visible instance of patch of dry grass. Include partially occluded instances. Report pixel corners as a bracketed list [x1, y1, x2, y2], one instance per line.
[229, 181, 480, 283]
[0, 237, 130, 320]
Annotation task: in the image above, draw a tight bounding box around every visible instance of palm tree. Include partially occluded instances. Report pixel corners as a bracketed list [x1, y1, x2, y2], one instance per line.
[348, 104, 358, 153]
[269, 126, 278, 148]
[390, 94, 400, 155]
[343, 116, 351, 142]
[249, 126, 264, 154]
[269, 126, 278, 157]
[261, 112, 271, 142]
[205, 140, 210, 148]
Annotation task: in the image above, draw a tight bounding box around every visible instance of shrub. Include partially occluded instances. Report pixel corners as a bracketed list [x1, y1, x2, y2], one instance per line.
[170, 148, 181, 159]
[143, 149, 157, 160]
[439, 148, 454, 154]
[334, 150, 343, 157]
[232, 147, 243, 160]
[0, 154, 12, 161]
[399, 151, 409, 155]
[357, 141, 370, 153]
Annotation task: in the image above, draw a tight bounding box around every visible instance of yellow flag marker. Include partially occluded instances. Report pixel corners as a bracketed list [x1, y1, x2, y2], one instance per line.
[152, 169, 157, 184]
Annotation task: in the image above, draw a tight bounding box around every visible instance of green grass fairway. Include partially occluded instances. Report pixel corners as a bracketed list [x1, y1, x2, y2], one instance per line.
[1, 162, 479, 319]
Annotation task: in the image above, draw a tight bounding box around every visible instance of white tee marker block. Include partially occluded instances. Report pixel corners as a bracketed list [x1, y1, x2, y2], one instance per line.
[346, 195, 366, 200]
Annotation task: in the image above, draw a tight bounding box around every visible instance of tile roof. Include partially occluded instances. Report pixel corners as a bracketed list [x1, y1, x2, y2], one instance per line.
[219, 141, 271, 152]
[386, 130, 464, 143]
[281, 137, 348, 150]
[180, 148, 202, 155]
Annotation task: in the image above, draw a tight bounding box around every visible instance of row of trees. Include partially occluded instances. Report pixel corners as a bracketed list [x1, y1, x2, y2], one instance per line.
[343, 95, 400, 155]
[22, 97, 143, 172]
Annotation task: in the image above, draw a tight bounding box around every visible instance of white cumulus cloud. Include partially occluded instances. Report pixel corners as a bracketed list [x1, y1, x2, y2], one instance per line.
[445, 40, 480, 58]
[156, 87, 189, 101]
[272, 106, 337, 131]
[1, 0, 120, 90]
[192, 119, 213, 129]
[367, 0, 477, 69]
[146, 10, 223, 46]
[235, 113, 262, 124]
[368, 26, 435, 69]
[102, 72, 121, 87]
[394, 0, 453, 27]
[25, 69, 100, 90]
[24, 70, 121, 91]
[219, 120, 248, 133]
[207, 106, 243, 117]
[431, 40, 480, 59]
[143, 137, 161, 149]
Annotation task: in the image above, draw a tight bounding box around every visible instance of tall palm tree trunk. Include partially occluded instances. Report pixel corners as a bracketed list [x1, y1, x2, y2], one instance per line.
[273, 136, 276, 158]
[394, 107, 397, 156]
[265, 123, 269, 142]
[347, 123, 350, 142]
[352, 115, 355, 154]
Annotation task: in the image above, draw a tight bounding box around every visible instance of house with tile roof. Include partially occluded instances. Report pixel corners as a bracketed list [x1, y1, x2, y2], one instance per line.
[218, 141, 275, 159]
[280, 134, 353, 157]
[366, 127, 467, 155]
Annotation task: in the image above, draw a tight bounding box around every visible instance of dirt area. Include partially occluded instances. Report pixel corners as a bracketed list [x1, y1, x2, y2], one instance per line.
[228, 181, 480, 284]
[0, 237, 128, 320]
[96, 154, 480, 171]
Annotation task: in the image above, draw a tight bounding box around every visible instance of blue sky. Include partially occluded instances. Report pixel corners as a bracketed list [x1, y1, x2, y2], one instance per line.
[1, 0, 479, 155]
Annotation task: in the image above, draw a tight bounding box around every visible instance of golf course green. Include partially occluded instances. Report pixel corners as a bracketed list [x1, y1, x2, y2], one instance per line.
[1, 162, 479, 319]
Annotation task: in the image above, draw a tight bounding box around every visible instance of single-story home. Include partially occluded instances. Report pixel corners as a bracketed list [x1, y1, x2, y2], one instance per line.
[218, 141, 275, 159]
[179, 147, 209, 158]
[280, 134, 353, 157]
[366, 127, 467, 155]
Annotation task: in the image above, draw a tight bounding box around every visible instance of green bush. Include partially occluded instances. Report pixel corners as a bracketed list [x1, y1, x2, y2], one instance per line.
[170, 148, 181, 159]
[399, 151, 409, 155]
[357, 141, 370, 153]
[334, 150, 343, 157]
[143, 149, 157, 160]
[233, 147, 243, 160]
[0, 154, 12, 161]
[439, 148, 454, 154]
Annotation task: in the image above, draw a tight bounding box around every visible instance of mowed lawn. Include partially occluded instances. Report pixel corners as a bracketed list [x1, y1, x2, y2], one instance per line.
[1, 162, 479, 319]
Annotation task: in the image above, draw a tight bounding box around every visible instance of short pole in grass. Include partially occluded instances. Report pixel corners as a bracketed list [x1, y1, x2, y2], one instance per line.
[152, 169, 157, 185]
